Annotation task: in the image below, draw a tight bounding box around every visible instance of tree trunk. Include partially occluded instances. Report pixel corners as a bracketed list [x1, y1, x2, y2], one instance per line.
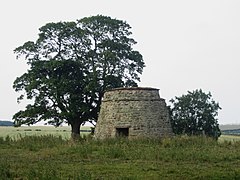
[70, 121, 81, 141]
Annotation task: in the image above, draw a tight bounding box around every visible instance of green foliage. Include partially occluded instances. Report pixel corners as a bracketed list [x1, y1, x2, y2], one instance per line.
[0, 136, 240, 179]
[13, 15, 145, 136]
[170, 89, 221, 139]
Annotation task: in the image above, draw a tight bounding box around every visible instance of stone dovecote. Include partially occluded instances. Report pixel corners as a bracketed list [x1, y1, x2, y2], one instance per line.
[94, 87, 174, 139]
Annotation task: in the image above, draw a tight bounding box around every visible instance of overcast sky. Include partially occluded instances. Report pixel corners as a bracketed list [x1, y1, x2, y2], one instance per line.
[0, 0, 239, 125]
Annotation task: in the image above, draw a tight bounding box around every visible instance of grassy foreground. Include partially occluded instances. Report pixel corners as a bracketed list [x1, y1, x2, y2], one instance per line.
[0, 135, 240, 179]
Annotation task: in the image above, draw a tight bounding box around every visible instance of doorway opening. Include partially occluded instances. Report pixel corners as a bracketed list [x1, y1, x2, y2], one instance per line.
[116, 128, 129, 137]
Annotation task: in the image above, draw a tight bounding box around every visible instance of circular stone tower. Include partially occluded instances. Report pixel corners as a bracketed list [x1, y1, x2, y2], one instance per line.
[94, 87, 173, 139]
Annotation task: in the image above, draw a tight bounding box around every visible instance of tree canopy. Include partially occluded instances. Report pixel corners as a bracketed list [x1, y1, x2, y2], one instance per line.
[169, 89, 221, 139]
[13, 15, 145, 139]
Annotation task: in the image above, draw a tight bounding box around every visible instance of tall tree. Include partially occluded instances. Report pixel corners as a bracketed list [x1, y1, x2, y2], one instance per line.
[169, 89, 221, 139]
[13, 15, 145, 139]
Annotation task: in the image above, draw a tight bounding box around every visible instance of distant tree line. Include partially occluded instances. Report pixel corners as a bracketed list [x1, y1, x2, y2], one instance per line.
[0, 121, 13, 126]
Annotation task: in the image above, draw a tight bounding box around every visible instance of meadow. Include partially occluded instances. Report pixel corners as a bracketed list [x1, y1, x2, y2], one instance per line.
[0, 127, 240, 179]
[0, 126, 90, 140]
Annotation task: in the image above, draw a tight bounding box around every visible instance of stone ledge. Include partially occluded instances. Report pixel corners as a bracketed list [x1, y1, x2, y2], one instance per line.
[107, 87, 159, 91]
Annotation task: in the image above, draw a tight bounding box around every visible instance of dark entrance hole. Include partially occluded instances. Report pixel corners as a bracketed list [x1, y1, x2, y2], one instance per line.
[116, 128, 129, 137]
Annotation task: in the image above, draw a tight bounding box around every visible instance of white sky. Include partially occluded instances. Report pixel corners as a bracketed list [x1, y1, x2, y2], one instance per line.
[0, 0, 239, 125]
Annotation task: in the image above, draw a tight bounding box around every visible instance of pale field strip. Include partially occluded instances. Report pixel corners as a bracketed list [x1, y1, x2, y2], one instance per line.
[218, 134, 240, 142]
[0, 126, 91, 139]
[1, 126, 240, 142]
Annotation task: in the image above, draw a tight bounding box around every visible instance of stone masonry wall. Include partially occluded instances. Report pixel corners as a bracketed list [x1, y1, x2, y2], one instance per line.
[94, 87, 173, 139]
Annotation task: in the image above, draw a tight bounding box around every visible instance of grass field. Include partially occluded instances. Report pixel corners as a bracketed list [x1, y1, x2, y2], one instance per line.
[0, 126, 91, 140]
[219, 134, 240, 142]
[1, 126, 239, 142]
[0, 128, 240, 179]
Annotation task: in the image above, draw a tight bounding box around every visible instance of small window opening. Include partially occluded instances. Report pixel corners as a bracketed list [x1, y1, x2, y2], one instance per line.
[116, 128, 129, 137]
